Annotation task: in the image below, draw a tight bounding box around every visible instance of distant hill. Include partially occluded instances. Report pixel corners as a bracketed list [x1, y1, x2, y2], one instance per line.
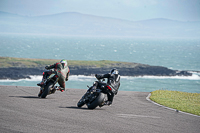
[0, 11, 200, 38]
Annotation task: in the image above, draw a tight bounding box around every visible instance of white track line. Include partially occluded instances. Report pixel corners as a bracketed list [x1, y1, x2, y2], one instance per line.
[117, 114, 160, 119]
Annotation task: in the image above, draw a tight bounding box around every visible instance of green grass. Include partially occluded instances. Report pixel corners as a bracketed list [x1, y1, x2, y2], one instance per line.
[0, 56, 139, 68]
[150, 90, 200, 116]
[0, 57, 60, 68]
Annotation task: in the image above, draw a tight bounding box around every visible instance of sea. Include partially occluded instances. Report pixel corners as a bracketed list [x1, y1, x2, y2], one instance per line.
[0, 34, 200, 93]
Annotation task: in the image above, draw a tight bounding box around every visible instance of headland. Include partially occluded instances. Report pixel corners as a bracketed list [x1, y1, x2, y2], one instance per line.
[0, 56, 193, 80]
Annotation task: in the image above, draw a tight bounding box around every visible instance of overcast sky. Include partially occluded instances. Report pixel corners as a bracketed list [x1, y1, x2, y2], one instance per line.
[0, 0, 200, 21]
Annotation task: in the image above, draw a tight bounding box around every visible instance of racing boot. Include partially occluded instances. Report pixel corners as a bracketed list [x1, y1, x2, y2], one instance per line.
[104, 101, 112, 106]
[37, 78, 45, 86]
[56, 86, 65, 92]
[99, 100, 112, 107]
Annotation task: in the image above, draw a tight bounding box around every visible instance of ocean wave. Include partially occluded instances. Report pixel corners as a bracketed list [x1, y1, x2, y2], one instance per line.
[122, 74, 200, 80]
[68, 75, 96, 81]
[0, 75, 96, 82]
[0, 75, 43, 82]
[0, 74, 199, 82]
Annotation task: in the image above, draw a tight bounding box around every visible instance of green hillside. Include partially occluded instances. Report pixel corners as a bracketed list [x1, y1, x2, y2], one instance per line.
[0, 56, 140, 68]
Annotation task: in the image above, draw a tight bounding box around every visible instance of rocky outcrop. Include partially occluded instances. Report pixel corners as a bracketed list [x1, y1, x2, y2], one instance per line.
[0, 67, 44, 80]
[0, 65, 193, 80]
[69, 65, 192, 76]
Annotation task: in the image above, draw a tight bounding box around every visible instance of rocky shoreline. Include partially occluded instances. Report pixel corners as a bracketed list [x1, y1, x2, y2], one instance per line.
[0, 65, 193, 80]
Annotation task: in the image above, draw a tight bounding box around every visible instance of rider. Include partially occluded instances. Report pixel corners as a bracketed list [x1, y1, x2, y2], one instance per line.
[95, 68, 120, 106]
[37, 59, 70, 92]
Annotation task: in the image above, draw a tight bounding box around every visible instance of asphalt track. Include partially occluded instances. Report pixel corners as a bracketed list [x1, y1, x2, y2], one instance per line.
[0, 86, 199, 133]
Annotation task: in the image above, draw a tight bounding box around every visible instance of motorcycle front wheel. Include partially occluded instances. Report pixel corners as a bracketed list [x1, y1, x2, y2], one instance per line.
[77, 99, 85, 107]
[87, 93, 105, 109]
[41, 82, 53, 98]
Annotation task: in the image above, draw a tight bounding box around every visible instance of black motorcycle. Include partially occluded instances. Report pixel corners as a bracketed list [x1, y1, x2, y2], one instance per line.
[38, 70, 59, 98]
[77, 78, 107, 109]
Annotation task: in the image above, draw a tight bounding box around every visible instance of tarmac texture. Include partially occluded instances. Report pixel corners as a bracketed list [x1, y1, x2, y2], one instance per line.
[0, 85, 199, 133]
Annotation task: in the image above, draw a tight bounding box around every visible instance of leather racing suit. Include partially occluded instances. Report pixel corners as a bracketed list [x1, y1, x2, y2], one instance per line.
[95, 73, 120, 105]
[45, 62, 70, 91]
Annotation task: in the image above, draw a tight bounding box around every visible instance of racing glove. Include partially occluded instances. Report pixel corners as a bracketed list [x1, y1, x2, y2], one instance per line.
[45, 65, 49, 69]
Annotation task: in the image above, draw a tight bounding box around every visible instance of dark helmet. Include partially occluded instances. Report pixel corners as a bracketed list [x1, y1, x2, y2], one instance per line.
[110, 68, 119, 74]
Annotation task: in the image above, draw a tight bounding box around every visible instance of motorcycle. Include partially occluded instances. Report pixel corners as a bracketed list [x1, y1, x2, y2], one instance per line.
[77, 78, 107, 109]
[37, 70, 59, 98]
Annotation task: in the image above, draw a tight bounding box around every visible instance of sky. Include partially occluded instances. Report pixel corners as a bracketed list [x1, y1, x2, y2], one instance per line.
[0, 0, 200, 21]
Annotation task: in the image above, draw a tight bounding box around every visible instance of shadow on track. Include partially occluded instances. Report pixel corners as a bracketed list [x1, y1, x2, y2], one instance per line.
[60, 106, 105, 110]
[9, 96, 39, 99]
[60, 106, 88, 110]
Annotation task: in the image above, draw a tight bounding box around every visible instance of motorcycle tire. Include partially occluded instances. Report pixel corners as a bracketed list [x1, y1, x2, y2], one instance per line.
[77, 99, 85, 107]
[87, 93, 105, 109]
[41, 82, 53, 98]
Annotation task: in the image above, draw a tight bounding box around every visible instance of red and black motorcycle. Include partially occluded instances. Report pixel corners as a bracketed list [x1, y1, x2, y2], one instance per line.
[37, 70, 60, 98]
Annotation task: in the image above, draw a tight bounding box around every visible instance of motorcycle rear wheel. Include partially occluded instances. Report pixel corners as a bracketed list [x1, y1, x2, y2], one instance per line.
[41, 82, 53, 98]
[87, 93, 105, 109]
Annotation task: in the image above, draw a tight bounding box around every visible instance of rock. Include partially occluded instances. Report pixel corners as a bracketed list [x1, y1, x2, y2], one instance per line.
[0, 67, 44, 80]
[0, 65, 193, 80]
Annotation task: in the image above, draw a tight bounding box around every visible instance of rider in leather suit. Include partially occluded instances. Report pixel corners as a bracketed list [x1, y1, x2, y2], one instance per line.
[37, 59, 70, 92]
[95, 68, 120, 106]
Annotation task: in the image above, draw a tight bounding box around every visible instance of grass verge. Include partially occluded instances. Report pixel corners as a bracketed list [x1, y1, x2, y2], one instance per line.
[0, 56, 139, 68]
[150, 90, 200, 116]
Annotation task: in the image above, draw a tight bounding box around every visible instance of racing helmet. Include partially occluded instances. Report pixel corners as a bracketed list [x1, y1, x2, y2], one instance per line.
[60, 59, 67, 66]
[110, 68, 119, 74]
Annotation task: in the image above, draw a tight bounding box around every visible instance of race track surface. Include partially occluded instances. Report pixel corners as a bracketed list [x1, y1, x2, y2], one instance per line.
[0, 86, 199, 133]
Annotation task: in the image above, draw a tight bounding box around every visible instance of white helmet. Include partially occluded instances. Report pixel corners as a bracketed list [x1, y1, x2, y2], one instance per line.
[60, 59, 67, 66]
